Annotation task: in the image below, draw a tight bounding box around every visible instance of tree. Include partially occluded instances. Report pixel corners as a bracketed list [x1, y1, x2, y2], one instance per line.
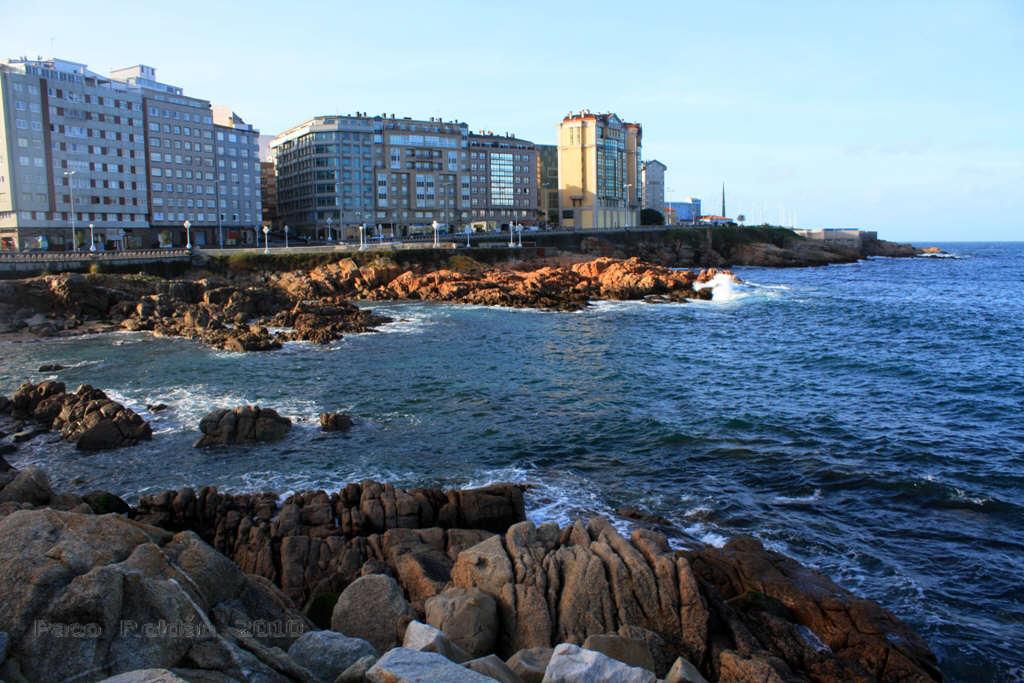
[640, 208, 665, 226]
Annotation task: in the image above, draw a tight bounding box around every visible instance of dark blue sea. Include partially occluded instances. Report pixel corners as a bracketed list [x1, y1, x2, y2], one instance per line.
[3, 242, 1022, 681]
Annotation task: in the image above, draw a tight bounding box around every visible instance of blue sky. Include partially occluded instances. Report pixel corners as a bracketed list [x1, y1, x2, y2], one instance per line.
[2, 0, 1021, 241]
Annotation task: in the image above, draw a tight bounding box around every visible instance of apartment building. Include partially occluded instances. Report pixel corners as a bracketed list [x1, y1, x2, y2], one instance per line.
[0, 57, 261, 251]
[557, 110, 642, 230]
[212, 105, 261, 246]
[641, 159, 666, 214]
[272, 113, 472, 239]
[466, 131, 538, 230]
[536, 144, 559, 226]
[110, 66, 260, 247]
[0, 58, 148, 250]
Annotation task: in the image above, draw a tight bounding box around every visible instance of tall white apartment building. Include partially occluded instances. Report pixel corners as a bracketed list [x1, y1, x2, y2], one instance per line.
[0, 58, 148, 250]
[0, 57, 261, 251]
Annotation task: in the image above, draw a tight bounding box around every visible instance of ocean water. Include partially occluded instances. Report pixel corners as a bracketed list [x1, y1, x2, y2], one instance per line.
[2, 242, 1022, 681]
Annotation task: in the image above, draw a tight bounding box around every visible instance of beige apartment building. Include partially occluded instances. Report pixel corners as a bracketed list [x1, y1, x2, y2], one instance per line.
[557, 111, 642, 230]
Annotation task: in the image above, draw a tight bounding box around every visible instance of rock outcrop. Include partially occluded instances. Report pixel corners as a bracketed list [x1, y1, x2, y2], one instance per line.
[193, 405, 292, 447]
[0, 508, 313, 683]
[320, 411, 354, 432]
[2, 380, 151, 450]
[0, 459, 942, 683]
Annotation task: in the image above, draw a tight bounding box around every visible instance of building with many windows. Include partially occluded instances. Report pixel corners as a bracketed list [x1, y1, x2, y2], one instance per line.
[0, 57, 260, 251]
[0, 58, 148, 250]
[275, 114, 544, 239]
[557, 111, 641, 230]
[536, 144, 559, 226]
[466, 132, 538, 230]
[641, 159, 666, 215]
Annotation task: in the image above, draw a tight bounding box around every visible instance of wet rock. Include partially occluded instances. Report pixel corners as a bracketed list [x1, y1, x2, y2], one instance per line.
[541, 643, 656, 683]
[425, 587, 498, 658]
[11, 427, 47, 443]
[506, 647, 554, 683]
[0, 454, 12, 471]
[146, 403, 168, 413]
[366, 647, 494, 682]
[331, 574, 416, 654]
[320, 411, 354, 432]
[82, 490, 131, 515]
[193, 405, 291, 447]
[287, 630, 377, 682]
[37, 363, 65, 372]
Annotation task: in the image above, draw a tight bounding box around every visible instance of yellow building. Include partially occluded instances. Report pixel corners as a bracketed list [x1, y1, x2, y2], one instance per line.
[557, 111, 641, 229]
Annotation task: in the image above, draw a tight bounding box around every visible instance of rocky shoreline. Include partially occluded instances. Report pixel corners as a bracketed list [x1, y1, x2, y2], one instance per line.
[0, 256, 725, 351]
[0, 456, 943, 683]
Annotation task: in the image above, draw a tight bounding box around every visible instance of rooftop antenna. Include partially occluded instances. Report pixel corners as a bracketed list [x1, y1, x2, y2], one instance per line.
[721, 182, 726, 217]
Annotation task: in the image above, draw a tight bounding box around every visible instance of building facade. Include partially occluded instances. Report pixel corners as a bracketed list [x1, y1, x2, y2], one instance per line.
[0, 57, 260, 251]
[466, 131, 538, 230]
[665, 198, 701, 223]
[0, 58, 148, 251]
[641, 159, 666, 214]
[272, 114, 540, 239]
[537, 144, 558, 226]
[556, 111, 641, 230]
[212, 105, 261, 246]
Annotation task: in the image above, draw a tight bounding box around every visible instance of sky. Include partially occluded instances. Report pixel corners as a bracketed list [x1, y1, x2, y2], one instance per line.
[1, 0, 1021, 241]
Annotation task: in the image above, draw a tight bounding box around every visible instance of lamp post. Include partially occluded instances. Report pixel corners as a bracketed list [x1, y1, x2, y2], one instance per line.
[359, 223, 367, 251]
[284, 224, 290, 249]
[63, 170, 77, 252]
[432, 220, 439, 249]
[88, 223, 96, 252]
[464, 226, 472, 248]
[623, 183, 633, 227]
[517, 223, 523, 248]
[183, 220, 192, 250]
[326, 216, 333, 243]
[508, 221, 515, 248]
[262, 225, 270, 254]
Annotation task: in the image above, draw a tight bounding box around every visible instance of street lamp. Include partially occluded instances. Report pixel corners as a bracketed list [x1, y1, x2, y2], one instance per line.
[88, 223, 96, 252]
[326, 216, 333, 243]
[508, 221, 515, 248]
[63, 170, 77, 252]
[517, 223, 523, 248]
[623, 183, 633, 227]
[183, 220, 192, 250]
[284, 224, 290, 249]
[464, 226, 472, 248]
[359, 223, 367, 251]
[262, 225, 270, 254]
[432, 220, 440, 248]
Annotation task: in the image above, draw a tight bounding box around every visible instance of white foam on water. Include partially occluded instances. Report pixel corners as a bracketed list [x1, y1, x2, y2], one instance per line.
[774, 488, 823, 504]
[694, 273, 746, 302]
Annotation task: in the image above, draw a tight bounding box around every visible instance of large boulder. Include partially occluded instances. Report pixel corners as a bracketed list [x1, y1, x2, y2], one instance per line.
[425, 587, 498, 658]
[331, 574, 416, 654]
[506, 647, 554, 683]
[402, 620, 471, 663]
[0, 509, 312, 682]
[464, 654, 524, 683]
[193, 405, 291, 447]
[540, 643, 656, 683]
[0, 466, 53, 506]
[287, 629, 377, 682]
[320, 411, 354, 432]
[581, 633, 656, 674]
[366, 647, 494, 683]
